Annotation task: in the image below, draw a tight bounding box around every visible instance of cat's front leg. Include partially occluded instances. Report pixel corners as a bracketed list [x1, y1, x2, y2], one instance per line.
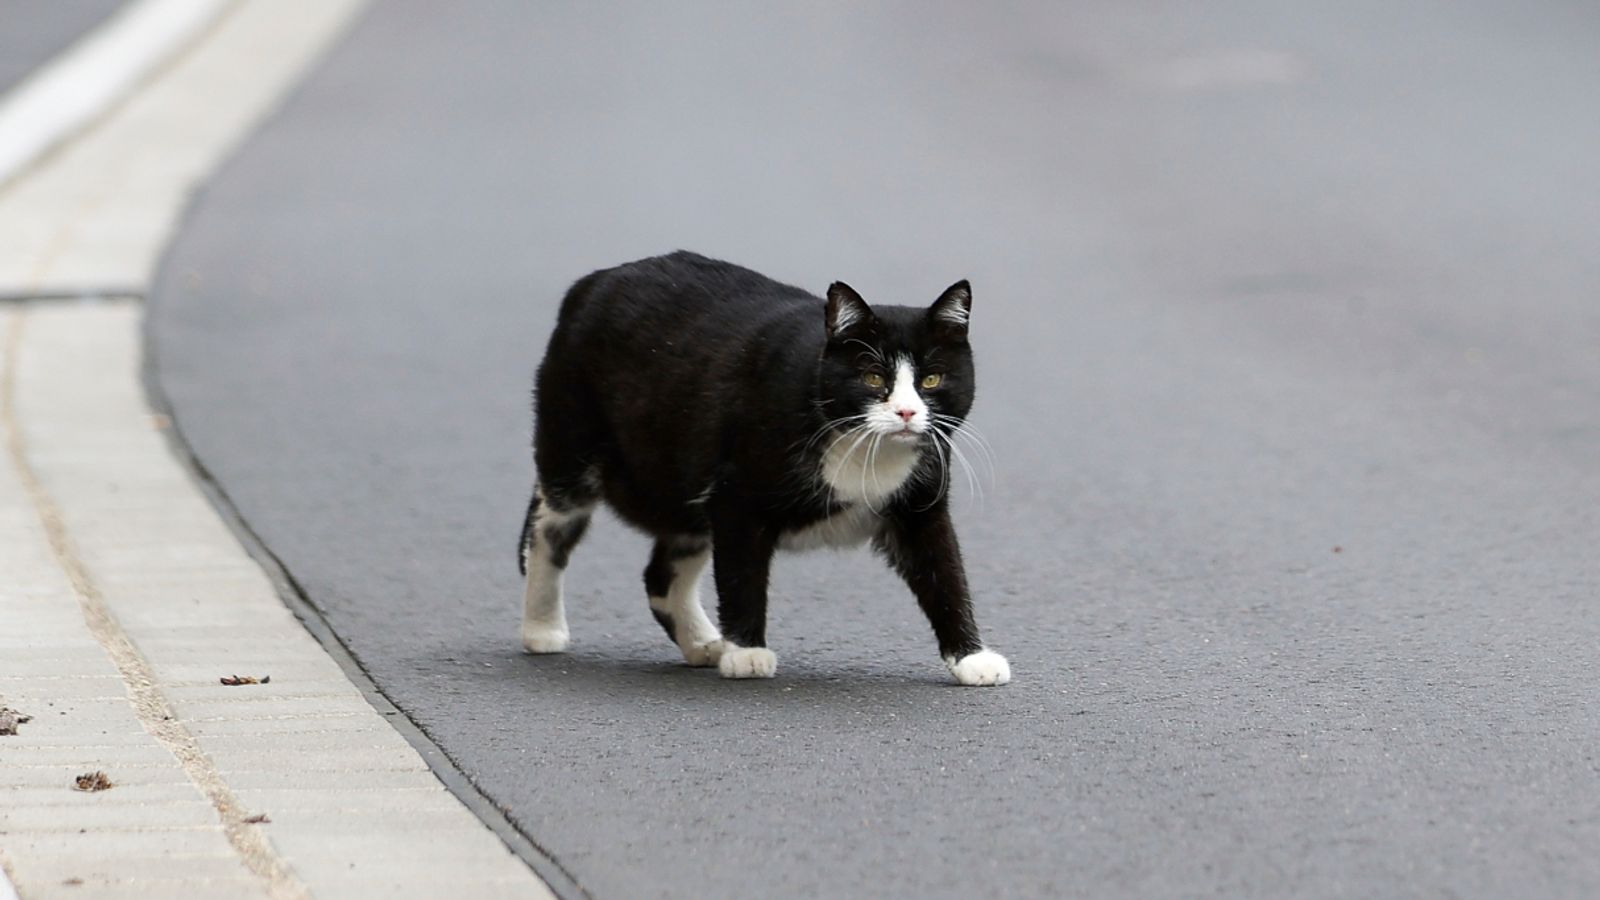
[708, 506, 779, 679]
[876, 503, 1011, 686]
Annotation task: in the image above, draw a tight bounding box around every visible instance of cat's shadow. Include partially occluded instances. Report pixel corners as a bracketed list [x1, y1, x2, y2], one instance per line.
[467, 643, 973, 709]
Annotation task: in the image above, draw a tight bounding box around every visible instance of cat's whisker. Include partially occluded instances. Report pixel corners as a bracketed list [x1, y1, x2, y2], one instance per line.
[928, 422, 982, 507]
[800, 414, 868, 455]
[940, 435, 979, 499]
[861, 432, 885, 515]
[911, 426, 945, 499]
[834, 425, 876, 484]
[843, 338, 887, 368]
[948, 435, 983, 508]
[914, 428, 953, 511]
[931, 414, 997, 489]
[811, 421, 868, 465]
[809, 423, 871, 504]
[869, 432, 893, 515]
[948, 420, 998, 476]
[839, 424, 875, 461]
[935, 427, 963, 503]
[947, 428, 996, 489]
[853, 428, 891, 515]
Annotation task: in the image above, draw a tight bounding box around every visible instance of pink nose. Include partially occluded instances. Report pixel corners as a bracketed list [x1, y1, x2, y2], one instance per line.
[896, 408, 916, 423]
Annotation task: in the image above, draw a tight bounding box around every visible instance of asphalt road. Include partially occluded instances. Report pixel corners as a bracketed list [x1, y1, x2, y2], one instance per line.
[0, 0, 124, 97]
[149, 2, 1600, 897]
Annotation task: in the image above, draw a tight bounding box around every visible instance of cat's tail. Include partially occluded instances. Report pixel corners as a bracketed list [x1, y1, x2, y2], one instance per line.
[517, 489, 539, 576]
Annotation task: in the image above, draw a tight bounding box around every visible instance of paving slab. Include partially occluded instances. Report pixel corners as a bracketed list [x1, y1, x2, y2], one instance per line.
[0, 0, 558, 896]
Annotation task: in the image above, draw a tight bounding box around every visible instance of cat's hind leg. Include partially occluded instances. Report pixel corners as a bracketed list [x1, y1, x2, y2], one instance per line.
[523, 364, 604, 653]
[643, 536, 724, 666]
[520, 481, 596, 653]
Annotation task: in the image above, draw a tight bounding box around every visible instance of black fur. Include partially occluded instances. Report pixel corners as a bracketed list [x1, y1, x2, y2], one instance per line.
[520, 251, 990, 665]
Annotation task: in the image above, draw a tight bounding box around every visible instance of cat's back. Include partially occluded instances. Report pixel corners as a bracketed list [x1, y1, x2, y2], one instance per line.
[534, 253, 821, 531]
[551, 251, 818, 354]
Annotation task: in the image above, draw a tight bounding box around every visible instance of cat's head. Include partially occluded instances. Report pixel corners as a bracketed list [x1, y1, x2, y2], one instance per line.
[816, 279, 976, 447]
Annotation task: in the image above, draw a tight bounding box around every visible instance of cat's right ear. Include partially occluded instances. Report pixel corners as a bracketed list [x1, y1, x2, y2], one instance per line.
[826, 281, 874, 340]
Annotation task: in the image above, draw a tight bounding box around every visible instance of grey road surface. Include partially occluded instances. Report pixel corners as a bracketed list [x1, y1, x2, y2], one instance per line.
[0, 0, 124, 98]
[149, 2, 1600, 897]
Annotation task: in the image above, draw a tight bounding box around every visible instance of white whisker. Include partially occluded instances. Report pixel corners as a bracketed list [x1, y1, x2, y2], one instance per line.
[865, 432, 889, 514]
[801, 413, 868, 454]
[913, 427, 954, 511]
[932, 414, 997, 490]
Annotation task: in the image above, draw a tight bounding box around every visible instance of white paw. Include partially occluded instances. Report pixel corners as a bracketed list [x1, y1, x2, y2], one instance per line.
[718, 647, 777, 679]
[521, 624, 569, 654]
[680, 638, 727, 668]
[947, 649, 1010, 686]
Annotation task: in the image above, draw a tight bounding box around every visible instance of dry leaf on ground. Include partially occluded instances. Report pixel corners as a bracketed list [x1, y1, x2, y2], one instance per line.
[74, 771, 113, 792]
[0, 706, 33, 735]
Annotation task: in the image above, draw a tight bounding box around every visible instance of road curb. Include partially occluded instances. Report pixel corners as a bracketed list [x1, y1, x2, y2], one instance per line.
[140, 322, 593, 900]
[0, 0, 234, 195]
[0, 0, 567, 895]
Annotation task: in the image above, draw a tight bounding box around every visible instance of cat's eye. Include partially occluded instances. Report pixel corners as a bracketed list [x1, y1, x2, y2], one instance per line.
[862, 372, 885, 389]
[920, 373, 943, 389]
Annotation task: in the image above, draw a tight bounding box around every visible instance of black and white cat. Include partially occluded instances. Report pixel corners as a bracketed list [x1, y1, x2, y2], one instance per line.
[519, 251, 1009, 685]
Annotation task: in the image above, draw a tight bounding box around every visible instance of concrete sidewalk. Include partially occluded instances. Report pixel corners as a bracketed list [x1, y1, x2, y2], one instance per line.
[0, 3, 555, 898]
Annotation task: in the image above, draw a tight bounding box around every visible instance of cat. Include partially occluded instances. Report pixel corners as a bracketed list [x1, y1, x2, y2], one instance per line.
[519, 251, 1009, 685]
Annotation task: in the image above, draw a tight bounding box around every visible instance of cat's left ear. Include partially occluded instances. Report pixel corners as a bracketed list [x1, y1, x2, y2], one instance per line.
[928, 280, 972, 341]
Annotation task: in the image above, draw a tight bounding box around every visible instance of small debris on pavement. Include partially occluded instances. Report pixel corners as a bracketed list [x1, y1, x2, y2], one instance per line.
[62, 878, 84, 886]
[0, 706, 33, 735]
[243, 813, 271, 824]
[1332, 546, 1343, 553]
[220, 674, 270, 685]
[74, 771, 114, 792]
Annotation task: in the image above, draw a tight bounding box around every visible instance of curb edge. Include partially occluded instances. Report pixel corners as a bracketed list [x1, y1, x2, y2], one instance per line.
[136, 298, 594, 900]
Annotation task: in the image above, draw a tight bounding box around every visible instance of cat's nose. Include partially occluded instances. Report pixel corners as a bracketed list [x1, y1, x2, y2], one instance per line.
[895, 408, 916, 423]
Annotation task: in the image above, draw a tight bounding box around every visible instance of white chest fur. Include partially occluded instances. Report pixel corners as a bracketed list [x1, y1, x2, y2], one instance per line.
[779, 434, 921, 552]
[818, 432, 921, 507]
